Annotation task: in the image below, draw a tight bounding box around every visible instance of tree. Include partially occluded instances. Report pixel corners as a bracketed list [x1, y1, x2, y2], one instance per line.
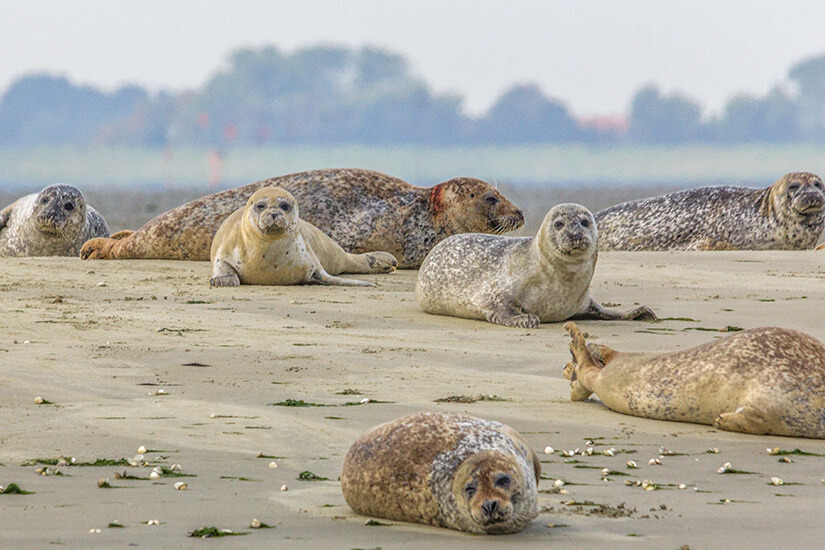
[628, 85, 703, 144]
[788, 54, 825, 139]
[713, 88, 800, 143]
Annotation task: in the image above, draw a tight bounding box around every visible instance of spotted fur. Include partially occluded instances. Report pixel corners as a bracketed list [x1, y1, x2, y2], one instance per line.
[80, 168, 523, 267]
[563, 323, 825, 438]
[595, 172, 825, 251]
[0, 184, 109, 257]
[341, 412, 540, 534]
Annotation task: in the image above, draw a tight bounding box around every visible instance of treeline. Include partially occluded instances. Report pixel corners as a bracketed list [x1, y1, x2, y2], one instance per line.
[3, 45, 825, 148]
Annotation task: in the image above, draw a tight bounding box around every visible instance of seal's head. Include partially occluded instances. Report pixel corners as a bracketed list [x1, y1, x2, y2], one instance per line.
[536, 203, 597, 261]
[32, 184, 86, 237]
[765, 172, 825, 221]
[451, 450, 536, 534]
[430, 178, 524, 235]
[243, 187, 298, 239]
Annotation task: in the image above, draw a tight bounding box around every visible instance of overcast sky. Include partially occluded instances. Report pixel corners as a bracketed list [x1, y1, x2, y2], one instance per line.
[4, 1, 825, 118]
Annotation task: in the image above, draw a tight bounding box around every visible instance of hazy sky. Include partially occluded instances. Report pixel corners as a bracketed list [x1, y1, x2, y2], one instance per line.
[4, 1, 825, 118]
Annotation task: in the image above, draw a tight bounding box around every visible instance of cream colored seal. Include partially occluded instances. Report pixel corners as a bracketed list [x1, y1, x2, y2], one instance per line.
[562, 322, 825, 438]
[596, 172, 825, 251]
[209, 187, 396, 287]
[80, 168, 524, 267]
[0, 184, 109, 257]
[416, 203, 656, 328]
[341, 411, 540, 534]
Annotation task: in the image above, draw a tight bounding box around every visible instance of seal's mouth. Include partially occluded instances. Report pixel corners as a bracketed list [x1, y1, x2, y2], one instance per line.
[792, 192, 825, 215]
[489, 211, 524, 235]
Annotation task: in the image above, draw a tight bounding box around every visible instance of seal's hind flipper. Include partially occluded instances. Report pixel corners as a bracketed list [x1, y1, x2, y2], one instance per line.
[310, 269, 374, 287]
[713, 405, 770, 435]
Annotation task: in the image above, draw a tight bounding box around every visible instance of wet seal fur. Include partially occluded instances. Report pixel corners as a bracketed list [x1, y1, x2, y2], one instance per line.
[80, 168, 524, 268]
[595, 172, 825, 251]
[415, 203, 657, 328]
[341, 411, 540, 534]
[0, 184, 109, 257]
[209, 187, 396, 287]
[563, 322, 825, 438]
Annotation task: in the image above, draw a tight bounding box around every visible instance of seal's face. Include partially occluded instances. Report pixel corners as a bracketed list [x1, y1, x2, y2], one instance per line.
[776, 172, 825, 219]
[32, 184, 86, 237]
[540, 204, 597, 259]
[433, 178, 524, 235]
[452, 451, 532, 534]
[245, 188, 298, 238]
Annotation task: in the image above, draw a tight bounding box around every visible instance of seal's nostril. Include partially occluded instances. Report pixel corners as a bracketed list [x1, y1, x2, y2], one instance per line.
[481, 500, 499, 515]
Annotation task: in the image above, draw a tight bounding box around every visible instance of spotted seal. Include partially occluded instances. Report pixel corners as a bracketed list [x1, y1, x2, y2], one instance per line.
[209, 187, 396, 287]
[0, 184, 109, 257]
[341, 411, 540, 534]
[80, 168, 524, 267]
[415, 203, 656, 328]
[562, 322, 825, 438]
[595, 172, 825, 251]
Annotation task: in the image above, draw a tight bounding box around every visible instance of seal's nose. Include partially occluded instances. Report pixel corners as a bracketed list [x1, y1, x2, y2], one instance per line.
[481, 499, 500, 516]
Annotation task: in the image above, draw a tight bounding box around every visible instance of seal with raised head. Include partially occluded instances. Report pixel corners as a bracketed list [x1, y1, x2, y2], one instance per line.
[562, 322, 825, 438]
[209, 187, 396, 287]
[0, 184, 109, 257]
[80, 168, 524, 268]
[416, 203, 657, 328]
[595, 172, 825, 251]
[341, 411, 540, 534]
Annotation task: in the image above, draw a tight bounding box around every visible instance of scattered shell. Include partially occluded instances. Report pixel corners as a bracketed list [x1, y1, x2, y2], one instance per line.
[33, 396, 44, 405]
[559, 488, 569, 494]
[585, 440, 595, 446]
[626, 460, 638, 469]
[781, 457, 793, 463]
[678, 483, 687, 490]
[97, 478, 109, 488]
[97, 282, 107, 287]
[717, 462, 732, 474]
[562, 450, 575, 457]
[604, 449, 615, 457]
[707, 447, 720, 454]
[23, 340, 31, 344]
[137, 445, 147, 454]
[585, 448, 594, 456]
[209, 413, 217, 418]
[173, 481, 187, 490]
[625, 480, 641, 487]
[149, 471, 161, 480]
[269, 461, 278, 469]
[553, 479, 565, 487]
[641, 479, 656, 491]
[250, 518, 262, 529]
[359, 397, 370, 404]
[56, 458, 70, 467]
[256, 451, 264, 458]
[659, 447, 675, 456]
[152, 466, 163, 475]
[544, 446, 555, 455]
[601, 468, 610, 476]
[648, 458, 662, 466]
[767, 447, 780, 455]
[280, 484, 288, 491]
[770, 477, 784, 486]
[89, 528, 101, 534]
[147, 520, 159, 526]
[169, 464, 182, 472]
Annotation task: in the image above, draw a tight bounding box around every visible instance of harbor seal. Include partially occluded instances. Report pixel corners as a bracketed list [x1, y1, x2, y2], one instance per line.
[0, 184, 109, 257]
[80, 168, 524, 267]
[562, 322, 825, 438]
[340, 411, 540, 534]
[415, 203, 657, 328]
[595, 172, 825, 251]
[209, 187, 396, 287]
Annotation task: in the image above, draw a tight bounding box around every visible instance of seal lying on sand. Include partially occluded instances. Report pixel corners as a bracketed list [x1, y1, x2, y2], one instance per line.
[80, 168, 524, 267]
[341, 411, 540, 534]
[595, 172, 825, 251]
[416, 203, 656, 328]
[209, 187, 396, 287]
[562, 322, 825, 438]
[0, 184, 109, 257]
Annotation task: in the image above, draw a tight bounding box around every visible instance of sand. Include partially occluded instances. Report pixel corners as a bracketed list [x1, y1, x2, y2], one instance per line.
[1, 251, 825, 548]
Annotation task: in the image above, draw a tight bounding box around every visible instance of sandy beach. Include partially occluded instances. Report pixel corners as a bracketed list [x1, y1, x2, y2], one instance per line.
[1, 250, 825, 548]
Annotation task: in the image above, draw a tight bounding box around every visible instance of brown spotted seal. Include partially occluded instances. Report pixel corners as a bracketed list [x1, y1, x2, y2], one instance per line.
[562, 322, 825, 438]
[209, 187, 396, 287]
[341, 411, 540, 534]
[416, 203, 657, 328]
[0, 184, 109, 257]
[595, 172, 825, 251]
[80, 168, 524, 268]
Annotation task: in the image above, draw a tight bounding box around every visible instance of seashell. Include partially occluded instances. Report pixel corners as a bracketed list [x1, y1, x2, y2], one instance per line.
[585, 440, 595, 446]
[644, 484, 656, 491]
[678, 483, 687, 489]
[169, 464, 182, 472]
[149, 472, 161, 480]
[137, 445, 147, 454]
[659, 447, 675, 456]
[359, 397, 370, 404]
[626, 460, 638, 469]
[767, 447, 780, 455]
[717, 462, 732, 474]
[269, 461, 278, 469]
[33, 396, 44, 404]
[559, 488, 569, 494]
[553, 479, 565, 487]
[601, 468, 610, 476]
[23, 340, 31, 344]
[89, 528, 101, 534]
[625, 480, 640, 486]
[250, 518, 262, 529]
[562, 450, 575, 457]
[256, 451, 264, 458]
[57, 458, 70, 467]
[173, 481, 187, 490]
[209, 413, 217, 418]
[707, 447, 720, 454]
[604, 449, 615, 457]
[147, 520, 159, 526]
[152, 466, 163, 475]
[781, 457, 793, 463]
[585, 448, 594, 456]
[280, 484, 288, 491]
[543, 446, 555, 455]
[770, 477, 784, 486]
[97, 478, 109, 488]
[97, 282, 107, 287]
[648, 458, 662, 466]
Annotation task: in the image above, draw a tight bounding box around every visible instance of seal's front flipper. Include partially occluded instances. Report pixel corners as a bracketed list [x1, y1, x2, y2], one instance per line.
[572, 299, 657, 321]
[713, 405, 770, 435]
[483, 301, 539, 328]
[310, 269, 374, 287]
[0, 205, 11, 230]
[210, 259, 240, 287]
[110, 230, 134, 240]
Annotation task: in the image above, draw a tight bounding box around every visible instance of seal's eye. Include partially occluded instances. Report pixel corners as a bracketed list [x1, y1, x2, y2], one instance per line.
[64, 202, 74, 211]
[815, 180, 824, 189]
[40, 197, 49, 204]
[494, 474, 511, 488]
[580, 219, 590, 228]
[279, 201, 293, 212]
[553, 220, 564, 230]
[470, 193, 475, 199]
[464, 483, 476, 499]
[254, 202, 266, 211]
[484, 194, 499, 206]
[789, 183, 800, 192]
